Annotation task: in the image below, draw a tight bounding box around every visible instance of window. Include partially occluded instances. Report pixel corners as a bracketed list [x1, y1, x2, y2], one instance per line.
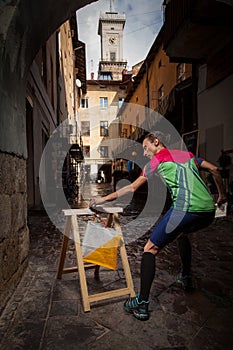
[177, 63, 186, 83]
[151, 90, 157, 100]
[99, 72, 112, 80]
[110, 52, 116, 61]
[81, 121, 90, 136]
[100, 121, 108, 136]
[68, 124, 73, 134]
[80, 98, 89, 108]
[129, 124, 132, 135]
[100, 146, 108, 158]
[158, 85, 164, 105]
[100, 97, 108, 108]
[83, 145, 90, 157]
[158, 59, 165, 69]
[118, 98, 124, 108]
[121, 128, 128, 138]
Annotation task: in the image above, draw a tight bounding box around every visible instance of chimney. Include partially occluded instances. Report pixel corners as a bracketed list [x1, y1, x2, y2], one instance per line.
[91, 72, 94, 80]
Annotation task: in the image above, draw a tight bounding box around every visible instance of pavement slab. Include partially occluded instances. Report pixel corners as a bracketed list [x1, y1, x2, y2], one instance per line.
[42, 315, 109, 350]
[0, 185, 233, 349]
[0, 319, 45, 350]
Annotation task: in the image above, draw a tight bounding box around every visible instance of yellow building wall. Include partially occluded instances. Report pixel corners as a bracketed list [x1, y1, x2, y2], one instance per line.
[121, 45, 192, 136]
[59, 21, 76, 121]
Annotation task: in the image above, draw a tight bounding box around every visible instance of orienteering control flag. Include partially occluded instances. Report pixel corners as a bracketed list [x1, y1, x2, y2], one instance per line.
[82, 221, 122, 270]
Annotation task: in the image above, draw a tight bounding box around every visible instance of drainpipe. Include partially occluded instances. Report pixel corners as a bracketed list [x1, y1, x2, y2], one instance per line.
[146, 61, 150, 109]
[145, 61, 150, 130]
[56, 31, 60, 126]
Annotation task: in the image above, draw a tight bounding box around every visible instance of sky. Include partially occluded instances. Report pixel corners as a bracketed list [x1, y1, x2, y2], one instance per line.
[76, 0, 164, 79]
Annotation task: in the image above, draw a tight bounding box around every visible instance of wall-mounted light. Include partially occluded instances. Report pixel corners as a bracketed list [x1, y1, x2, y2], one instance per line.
[131, 151, 137, 157]
[131, 151, 137, 170]
[76, 79, 82, 88]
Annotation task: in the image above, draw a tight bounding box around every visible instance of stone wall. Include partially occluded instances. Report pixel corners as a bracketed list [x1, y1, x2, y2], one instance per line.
[0, 152, 29, 312]
[0, 0, 98, 314]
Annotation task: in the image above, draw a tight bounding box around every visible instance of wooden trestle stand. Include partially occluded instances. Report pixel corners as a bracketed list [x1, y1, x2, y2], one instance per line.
[56, 207, 136, 312]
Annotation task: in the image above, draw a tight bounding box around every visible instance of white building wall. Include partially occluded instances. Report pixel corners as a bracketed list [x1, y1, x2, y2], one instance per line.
[198, 73, 233, 165]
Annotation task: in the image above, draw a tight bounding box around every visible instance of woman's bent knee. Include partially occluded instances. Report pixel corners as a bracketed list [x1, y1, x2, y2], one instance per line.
[144, 239, 159, 255]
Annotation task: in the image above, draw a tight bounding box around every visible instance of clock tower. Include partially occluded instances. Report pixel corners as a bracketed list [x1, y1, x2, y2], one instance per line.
[98, 7, 127, 80]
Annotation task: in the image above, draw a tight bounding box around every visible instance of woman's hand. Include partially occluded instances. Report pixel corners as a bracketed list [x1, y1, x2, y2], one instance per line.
[89, 196, 104, 208]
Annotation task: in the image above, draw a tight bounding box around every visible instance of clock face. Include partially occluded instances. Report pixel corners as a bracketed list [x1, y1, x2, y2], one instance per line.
[109, 36, 116, 45]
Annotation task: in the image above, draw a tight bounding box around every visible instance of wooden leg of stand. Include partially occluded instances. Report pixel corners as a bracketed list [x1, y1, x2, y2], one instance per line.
[113, 213, 136, 297]
[71, 215, 91, 312]
[119, 245, 136, 297]
[56, 217, 71, 279]
[106, 213, 113, 227]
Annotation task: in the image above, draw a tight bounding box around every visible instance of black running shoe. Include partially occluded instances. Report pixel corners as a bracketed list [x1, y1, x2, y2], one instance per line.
[123, 294, 149, 321]
[176, 273, 194, 291]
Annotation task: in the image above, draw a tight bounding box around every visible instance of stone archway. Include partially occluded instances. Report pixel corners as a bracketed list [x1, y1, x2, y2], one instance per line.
[0, 0, 98, 311]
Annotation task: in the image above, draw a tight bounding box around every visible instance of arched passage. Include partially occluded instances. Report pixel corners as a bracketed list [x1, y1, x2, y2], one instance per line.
[0, 0, 98, 310]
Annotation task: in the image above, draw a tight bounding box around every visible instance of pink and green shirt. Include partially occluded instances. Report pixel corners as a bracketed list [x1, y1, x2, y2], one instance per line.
[141, 148, 215, 212]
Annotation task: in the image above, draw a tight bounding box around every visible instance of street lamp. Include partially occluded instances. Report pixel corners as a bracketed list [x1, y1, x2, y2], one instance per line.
[131, 151, 137, 170]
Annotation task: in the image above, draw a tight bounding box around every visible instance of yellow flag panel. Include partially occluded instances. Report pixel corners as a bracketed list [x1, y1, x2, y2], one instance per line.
[83, 235, 122, 270]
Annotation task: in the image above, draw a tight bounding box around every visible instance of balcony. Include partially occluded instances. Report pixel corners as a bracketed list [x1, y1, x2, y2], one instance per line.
[163, 0, 233, 61]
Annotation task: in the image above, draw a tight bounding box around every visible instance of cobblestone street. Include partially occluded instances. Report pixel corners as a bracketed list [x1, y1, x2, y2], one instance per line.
[0, 183, 233, 350]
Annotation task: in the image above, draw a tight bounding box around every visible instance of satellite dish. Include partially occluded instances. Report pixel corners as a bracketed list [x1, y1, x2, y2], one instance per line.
[76, 79, 82, 87]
